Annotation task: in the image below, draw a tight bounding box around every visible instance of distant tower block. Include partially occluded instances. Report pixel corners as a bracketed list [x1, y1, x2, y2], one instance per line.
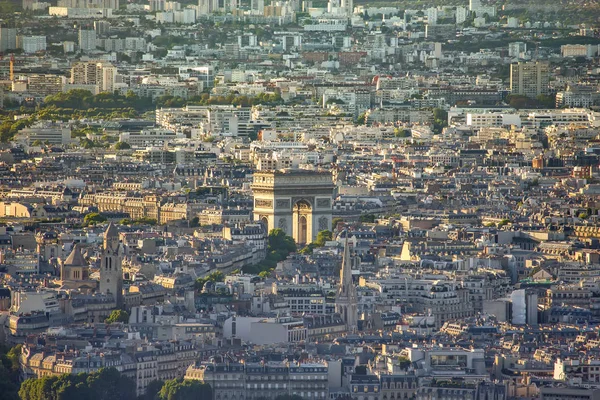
[252, 169, 335, 245]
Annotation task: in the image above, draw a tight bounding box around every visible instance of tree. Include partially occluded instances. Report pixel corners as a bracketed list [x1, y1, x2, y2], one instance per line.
[83, 212, 107, 226]
[299, 243, 317, 254]
[258, 270, 272, 279]
[506, 94, 537, 109]
[268, 228, 297, 254]
[432, 108, 448, 134]
[87, 367, 136, 400]
[19, 368, 135, 400]
[241, 230, 297, 275]
[157, 378, 212, 400]
[315, 230, 333, 247]
[397, 356, 411, 369]
[114, 141, 131, 150]
[331, 217, 344, 230]
[536, 94, 556, 108]
[579, 212, 589, 219]
[0, 345, 21, 400]
[359, 214, 376, 223]
[105, 309, 129, 324]
[497, 219, 511, 227]
[143, 380, 165, 400]
[195, 270, 224, 291]
[394, 128, 410, 138]
[356, 112, 367, 125]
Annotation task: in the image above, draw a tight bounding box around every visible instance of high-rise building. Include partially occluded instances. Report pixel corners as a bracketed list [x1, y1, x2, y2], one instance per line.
[456, 6, 468, 24]
[27, 75, 66, 96]
[99, 223, 124, 307]
[78, 28, 97, 52]
[508, 42, 527, 58]
[335, 234, 358, 332]
[0, 26, 17, 52]
[17, 36, 47, 53]
[340, 0, 352, 17]
[510, 289, 538, 326]
[93, 20, 110, 36]
[250, 0, 264, 14]
[150, 0, 165, 11]
[70, 61, 116, 92]
[510, 61, 550, 98]
[58, 0, 118, 8]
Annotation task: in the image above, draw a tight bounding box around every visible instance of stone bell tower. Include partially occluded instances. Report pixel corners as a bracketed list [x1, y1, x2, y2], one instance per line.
[99, 223, 124, 307]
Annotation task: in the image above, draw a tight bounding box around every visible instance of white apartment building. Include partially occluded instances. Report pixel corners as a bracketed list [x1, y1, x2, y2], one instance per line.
[18, 35, 46, 53]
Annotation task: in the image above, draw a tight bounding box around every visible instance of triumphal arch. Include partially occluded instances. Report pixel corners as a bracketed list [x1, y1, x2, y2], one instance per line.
[251, 169, 335, 245]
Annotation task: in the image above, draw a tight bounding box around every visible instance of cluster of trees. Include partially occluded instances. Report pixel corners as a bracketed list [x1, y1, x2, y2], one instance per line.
[105, 309, 129, 324]
[119, 217, 158, 226]
[36, 105, 138, 121]
[44, 90, 153, 112]
[0, 86, 290, 142]
[242, 229, 296, 275]
[19, 370, 212, 400]
[80, 137, 111, 149]
[299, 230, 333, 254]
[83, 212, 107, 226]
[0, 345, 22, 400]
[359, 214, 376, 223]
[432, 108, 448, 134]
[506, 94, 556, 109]
[0, 89, 287, 141]
[114, 141, 132, 150]
[0, 117, 34, 143]
[394, 128, 410, 138]
[331, 217, 344, 230]
[43, 90, 284, 113]
[195, 270, 224, 291]
[19, 368, 135, 400]
[157, 378, 212, 400]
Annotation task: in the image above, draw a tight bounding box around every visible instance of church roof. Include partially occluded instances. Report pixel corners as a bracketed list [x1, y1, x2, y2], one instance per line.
[105, 222, 118, 238]
[64, 245, 87, 267]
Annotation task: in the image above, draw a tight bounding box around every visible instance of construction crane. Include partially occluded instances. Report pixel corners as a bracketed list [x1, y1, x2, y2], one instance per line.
[9, 54, 14, 81]
[0, 53, 16, 81]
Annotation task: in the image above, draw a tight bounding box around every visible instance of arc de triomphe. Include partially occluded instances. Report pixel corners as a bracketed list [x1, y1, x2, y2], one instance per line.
[251, 169, 335, 245]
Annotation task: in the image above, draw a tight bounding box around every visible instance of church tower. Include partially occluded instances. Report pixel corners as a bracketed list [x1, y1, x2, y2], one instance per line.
[99, 223, 124, 307]
[335, 233, 357, 332]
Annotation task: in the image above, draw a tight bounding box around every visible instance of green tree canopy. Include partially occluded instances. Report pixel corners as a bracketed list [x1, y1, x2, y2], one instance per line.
[331, 217, 344, 230]
[114, 141, 131, 150]
[142, 380, 164, 400]
[19, 368, 135, 400]
[105, 310, 129, 324]
[314, 230, 333, 247]
[158, 378, 212, 400]
[0, 345, 21, 400]
[268, 228, 297, 253]
[241, 229, 296, 275]
[83, 212, 107, 226]
[359, 214, 376, 223]
[195, 270, 224, 291]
